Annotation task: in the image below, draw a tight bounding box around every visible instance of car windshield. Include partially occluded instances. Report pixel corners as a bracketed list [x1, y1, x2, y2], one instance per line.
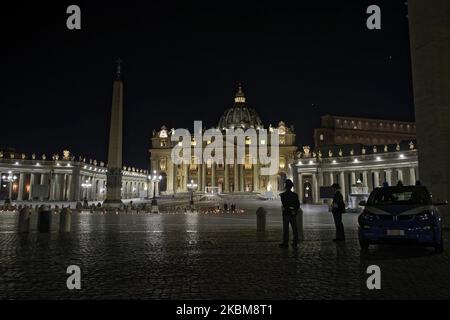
[367, 187, 431, 205]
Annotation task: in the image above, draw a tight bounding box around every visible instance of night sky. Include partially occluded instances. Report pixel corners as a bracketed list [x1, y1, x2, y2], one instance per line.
[1, 1, 414, 169]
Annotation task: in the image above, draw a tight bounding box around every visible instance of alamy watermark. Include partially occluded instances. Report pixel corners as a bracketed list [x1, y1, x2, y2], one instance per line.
[170, 121, 280, 176]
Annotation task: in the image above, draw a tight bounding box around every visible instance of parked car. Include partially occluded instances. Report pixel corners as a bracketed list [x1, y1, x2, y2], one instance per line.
[358, 185, 445, 253]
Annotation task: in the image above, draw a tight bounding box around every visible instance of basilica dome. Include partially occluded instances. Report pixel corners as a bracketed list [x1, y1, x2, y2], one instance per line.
[218, 84, 264, 130]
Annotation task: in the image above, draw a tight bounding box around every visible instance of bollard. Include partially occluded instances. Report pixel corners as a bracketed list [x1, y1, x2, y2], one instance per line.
[296, 207, 304, 241]
[59, 207, 72, 233]
[256, 207, 267, 233]
[37, 205, 52, 233]
[18, 206, 31, 233]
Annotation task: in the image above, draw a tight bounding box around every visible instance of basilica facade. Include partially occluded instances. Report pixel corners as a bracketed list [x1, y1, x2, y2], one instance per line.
[149, 85, 297, 194]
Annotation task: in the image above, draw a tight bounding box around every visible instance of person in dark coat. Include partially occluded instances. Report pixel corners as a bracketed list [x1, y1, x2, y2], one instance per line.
[331, 183, 346, 242]
[279, 179, 300, 248]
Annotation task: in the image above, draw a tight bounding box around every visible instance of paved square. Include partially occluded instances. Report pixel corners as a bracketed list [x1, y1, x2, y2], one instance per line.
[1, 200, 449, 299]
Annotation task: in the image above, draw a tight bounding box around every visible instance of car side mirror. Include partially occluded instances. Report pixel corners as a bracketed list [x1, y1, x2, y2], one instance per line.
[359, 200, 367, 206]
[434, 200, 448, 206]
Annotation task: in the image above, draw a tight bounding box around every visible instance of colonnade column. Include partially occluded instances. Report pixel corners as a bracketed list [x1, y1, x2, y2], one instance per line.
[18, 173, 25, 201]
[173, 163, 177, 194]
[340, 171, 346, 203]
[298, 173, 303, 203]
[66, 174, 72, 201]
[29, 173, 35, 200]
[318, 171, 324, 203]
[313, 173, 319, 203]
[373, 170, 380, 188]
[329, 172, 334, 185]
[351, 171, 356, 186]
[409, 167, 416, 185]
[71, 169, 81, 201]
[397, 168, 404, 184]
[362, 171, 368, 187]
[385, 169, 392, 186]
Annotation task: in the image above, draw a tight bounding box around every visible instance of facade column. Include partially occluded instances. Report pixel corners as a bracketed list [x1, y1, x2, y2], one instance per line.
[201, 163, 206, 192]
[239, 164, 245, 191]
[253, 163, 259, 192]
[183, 164, 188, 191]
[385, 170, 392, 186]
[409, 167, 416, 185]
[224, 164, 229, 192]
[329, 172, 334, 185]
[340, 171, 346, 203]
[312, 173, 319, 204]
[18, 173, 25, 201]
[373, 170, 380, 188]
[211, 162, 216, 188]
[233, 164, 238, 192]
[197, 165, 202, 191]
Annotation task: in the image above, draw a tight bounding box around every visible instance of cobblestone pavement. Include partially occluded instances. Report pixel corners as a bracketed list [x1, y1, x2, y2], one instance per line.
[1, 200, 449, 299]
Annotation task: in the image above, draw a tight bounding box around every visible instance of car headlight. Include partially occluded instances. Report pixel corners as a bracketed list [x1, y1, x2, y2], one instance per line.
[415, 211, 433, 222]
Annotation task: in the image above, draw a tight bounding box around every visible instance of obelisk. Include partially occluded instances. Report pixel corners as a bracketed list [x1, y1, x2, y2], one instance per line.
[408, 0, 450, 202]
[104, 59, 124, 207]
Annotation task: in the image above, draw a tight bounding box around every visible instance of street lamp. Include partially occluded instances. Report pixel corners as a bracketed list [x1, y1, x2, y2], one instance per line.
[187, 179, 198, 208]
[150, 170, 162, 212]
[2, 171, 17, 203]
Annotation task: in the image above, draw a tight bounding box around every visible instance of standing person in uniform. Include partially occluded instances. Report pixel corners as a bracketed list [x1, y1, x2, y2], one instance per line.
[331, 183, 346, 242]
[279, 179, 300, 248]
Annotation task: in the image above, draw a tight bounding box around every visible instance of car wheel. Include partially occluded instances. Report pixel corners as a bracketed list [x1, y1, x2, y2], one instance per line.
[359, 239, 369, 251]
[434, 235, 444, 254]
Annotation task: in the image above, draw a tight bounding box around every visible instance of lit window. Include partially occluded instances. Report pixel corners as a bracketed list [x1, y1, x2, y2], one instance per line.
[245, 137, 251, 145]
[320, 134, 324, 141]
[191, 138, 197, 146]
[260, 139, 266, 145]
[280, 136, 286, 145]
